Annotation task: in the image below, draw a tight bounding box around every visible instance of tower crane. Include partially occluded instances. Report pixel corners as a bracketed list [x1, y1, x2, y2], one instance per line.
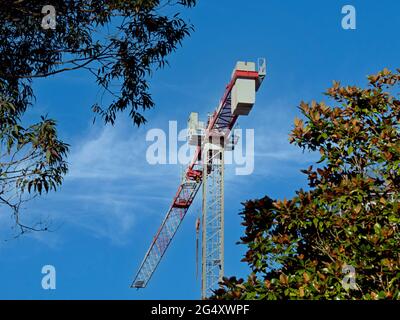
[132, 59, 266, 298]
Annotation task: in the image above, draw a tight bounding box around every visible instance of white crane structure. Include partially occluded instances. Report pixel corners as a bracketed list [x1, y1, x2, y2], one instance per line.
[132, 59, 267, 298]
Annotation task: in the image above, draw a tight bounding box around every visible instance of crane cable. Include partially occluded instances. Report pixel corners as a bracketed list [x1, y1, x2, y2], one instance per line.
[195, 217, 201, 280]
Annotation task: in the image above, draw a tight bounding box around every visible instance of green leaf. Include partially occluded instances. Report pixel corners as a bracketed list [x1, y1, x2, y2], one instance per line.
[347, 146, 354, 156]
[374, 223, 382, 235]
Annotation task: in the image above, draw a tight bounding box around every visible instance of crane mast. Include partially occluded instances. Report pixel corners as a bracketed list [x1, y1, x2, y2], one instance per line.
[132, 59, 266, 297]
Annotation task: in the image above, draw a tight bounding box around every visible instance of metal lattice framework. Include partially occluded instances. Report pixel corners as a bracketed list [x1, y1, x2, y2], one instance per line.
[131, 177, 202, 288]
[132, 59, 266, 296]
[202, 139, 224, 298]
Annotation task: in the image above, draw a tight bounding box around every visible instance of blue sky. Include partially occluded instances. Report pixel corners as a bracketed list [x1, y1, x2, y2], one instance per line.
[0, 0, 399, 299]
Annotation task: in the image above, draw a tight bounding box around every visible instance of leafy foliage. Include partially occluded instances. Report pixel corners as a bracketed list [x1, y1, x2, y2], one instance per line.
[214, 69, 400, 300]
[0, 0, 196, 125]
[1, 91, 68, 234]
[0, 1, 196, 234]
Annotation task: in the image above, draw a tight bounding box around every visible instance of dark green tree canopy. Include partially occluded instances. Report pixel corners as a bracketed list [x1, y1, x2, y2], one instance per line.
[0, 0, 196, 235]
[0, 0, 196, 125]
[215, 69, 400, 300]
